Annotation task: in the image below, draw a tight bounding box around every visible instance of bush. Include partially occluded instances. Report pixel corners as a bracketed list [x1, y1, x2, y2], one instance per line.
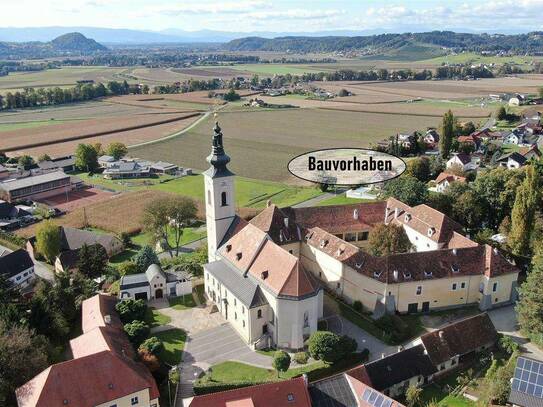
[123, 320, 150, 347]
[338, 335, 358, 357]
[308, 331, 341, 364]
[352, 301, 363, 313]
[374, 314, 411, 344]
[498, 335, 519, 355]
[116, 299, 147, 323]
[139, 336, 164, 355]
[294, 351, 309, 364]
[138, 348, 160, 372]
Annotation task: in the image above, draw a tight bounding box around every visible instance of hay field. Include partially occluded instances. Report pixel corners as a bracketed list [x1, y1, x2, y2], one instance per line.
[130, 108, 463, 183]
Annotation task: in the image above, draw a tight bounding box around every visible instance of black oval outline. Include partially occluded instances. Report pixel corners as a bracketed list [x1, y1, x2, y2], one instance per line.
[287, 147, 407, 186]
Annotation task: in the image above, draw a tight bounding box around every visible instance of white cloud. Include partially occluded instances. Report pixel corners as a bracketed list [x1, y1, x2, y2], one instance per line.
[243, 9, 343, 20]
[154, 0, 269, 16]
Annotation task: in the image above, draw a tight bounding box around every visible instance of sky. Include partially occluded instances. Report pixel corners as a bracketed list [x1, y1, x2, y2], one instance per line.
[2, 0, 543, 33]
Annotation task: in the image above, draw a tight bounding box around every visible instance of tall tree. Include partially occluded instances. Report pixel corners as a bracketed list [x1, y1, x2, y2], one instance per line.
[517, 248, 543, 346]
[106, 142, 128, 160]
[134, 246, 159, 273]
[509, 166, 540, 257]
[439, 110, 454, 159]
[35, 221, 60, 263]
[368, 223, 412, 256]
[381, 175, 429, 206]
[74, 143, 98, 172]
[168, 196, 198, 256]
[77, 244, 108, 279]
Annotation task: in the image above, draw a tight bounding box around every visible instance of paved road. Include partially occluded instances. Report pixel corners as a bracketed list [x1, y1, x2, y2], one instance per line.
[0, 244, 55, 282]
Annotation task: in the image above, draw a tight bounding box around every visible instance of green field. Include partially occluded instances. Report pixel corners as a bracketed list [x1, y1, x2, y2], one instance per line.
[209, 63, 325, 76]
[420, 52, 543, 66]
[77, 173, 321, 208]
[0, 118, 86, 132]
[316, 194, 375, 206]
[129, 108, 446, 183]
[154, 329, 187, 365]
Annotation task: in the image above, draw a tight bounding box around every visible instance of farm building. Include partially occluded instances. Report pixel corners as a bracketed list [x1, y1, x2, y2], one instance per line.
[119, 264, 192, 301]
[150, 161, 178, 175]
[202, 122, 518, 351]
[0, 171, 72, 203]
[37, 156, 76, 173]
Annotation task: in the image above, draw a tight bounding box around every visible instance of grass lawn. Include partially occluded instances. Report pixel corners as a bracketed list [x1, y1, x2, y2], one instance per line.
[109, 247, 139, 264]
[145, 307, 172, 328]
[255, 348, 277, 357]
[419, 371, 475, 407]
[316, 194, 376, 206]
[169, 293, 197, 310]
[154, 329, 187, 366]
[77, 172, 321, 209]
[131, 226, 206, 249]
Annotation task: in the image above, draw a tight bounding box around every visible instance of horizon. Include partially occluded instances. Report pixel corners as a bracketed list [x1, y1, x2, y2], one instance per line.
[2, 0, 543, 35]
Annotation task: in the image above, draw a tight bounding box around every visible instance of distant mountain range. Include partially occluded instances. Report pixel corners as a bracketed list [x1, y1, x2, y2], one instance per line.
[0, 26, 539, 45]
[0, 33, 107, 57]
[224, 32, 543, 55]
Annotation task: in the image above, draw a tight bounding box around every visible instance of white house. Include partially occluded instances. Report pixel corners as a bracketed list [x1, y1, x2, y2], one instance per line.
[119, 264, 192, 301]
[434, 172, 466, 193]
[0, 249, 35, 289]
[497, 152, 527, 169]
[446, 153, 478, 171]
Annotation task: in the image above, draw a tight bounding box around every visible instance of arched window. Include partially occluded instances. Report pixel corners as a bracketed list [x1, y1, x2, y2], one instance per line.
[303, 311, 309, 328]
[257, 309, 262, 319]
[221, 191, 228, 207]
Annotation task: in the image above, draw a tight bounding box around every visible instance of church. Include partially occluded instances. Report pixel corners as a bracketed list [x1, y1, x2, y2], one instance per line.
[203, 122, 519, 350]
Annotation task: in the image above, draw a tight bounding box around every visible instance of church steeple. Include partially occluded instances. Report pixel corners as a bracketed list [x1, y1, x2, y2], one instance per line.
[205, 121, 234, 178]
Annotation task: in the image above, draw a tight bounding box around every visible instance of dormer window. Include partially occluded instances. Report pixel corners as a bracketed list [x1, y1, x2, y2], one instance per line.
[305, 232, 313, 241]
[226, 244, 232, 252]
[320, 239, 328, 248]
[337, 245, 345, 256]
[427, 227, 435, 237]
[261, 270, 269, 280]
[424, 271, 433, 278]
[374, 271, 382, 278]
[353, 209, 359, 219]
[355, 262, 363, 269]
[403, 272, 411, 279]
[405, 213, 411, 222]
[236, 252, 242, 261]
[287, 394, 295, 402]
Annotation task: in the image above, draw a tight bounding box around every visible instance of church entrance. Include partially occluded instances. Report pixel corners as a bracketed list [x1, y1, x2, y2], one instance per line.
[155, 289, 163, 299]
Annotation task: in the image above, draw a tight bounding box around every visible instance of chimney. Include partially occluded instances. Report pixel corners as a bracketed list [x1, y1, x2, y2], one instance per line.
[438, 330, 444, 339]
[302, 374, 308, 386]
[393, 270, 399, 281]
[493, 247, 499, 255]
[104, 315, 111, 325]
[452, 248, 457, 255]
[353, 209, 359, 220]
[284, 217, 289, 228]
[394, 207, 400, 218]
[381, 353, 385, 359]
[266, 200, 272, 207]
[385, 207, 390, 222]
[397, 345, 403, 352]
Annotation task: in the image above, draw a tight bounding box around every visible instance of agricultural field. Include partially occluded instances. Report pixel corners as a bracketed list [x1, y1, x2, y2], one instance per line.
[130, 107, 482, 183]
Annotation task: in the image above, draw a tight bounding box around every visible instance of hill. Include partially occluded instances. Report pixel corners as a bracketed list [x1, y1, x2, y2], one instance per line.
[224, 31, 543, 55]
[50, 32, 107, 51]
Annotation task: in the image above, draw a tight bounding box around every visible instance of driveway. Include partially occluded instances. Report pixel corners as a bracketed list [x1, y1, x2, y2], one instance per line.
[176, 322, 272, 403]
[150, 302, 225, 335]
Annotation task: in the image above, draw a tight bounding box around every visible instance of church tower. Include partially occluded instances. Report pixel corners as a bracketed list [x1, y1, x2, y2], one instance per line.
[204, 121, 236, 261]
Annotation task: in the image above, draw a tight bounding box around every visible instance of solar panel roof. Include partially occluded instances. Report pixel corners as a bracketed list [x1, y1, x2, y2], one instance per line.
[512, 357, 543, 399]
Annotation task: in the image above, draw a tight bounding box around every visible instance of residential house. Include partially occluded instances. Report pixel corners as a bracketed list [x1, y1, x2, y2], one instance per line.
[150, 161, 178, 175]
[423, 129, 439, 147]
[446, 153, 478, 171]
[509, 356, 543, 407]
[509, 94, 526, 106]
[0, 249, 35, 289]
[119, 264, 192, 301]
[348, 313, 497, 398]
[188, 376, 312, 407]
[458, 134, 481, 150]
[16, 294, 160, 407]
[98, 155, 117, 168]
[519, 146, 542, 161]
[37, 156, 75, 173]
[0, 164, 9, 179]
[0, 171, 72, 203]
[202, 123, 518, 351]
[434, 172, 466, 193]
[0, 200, 32, 230]
[497, 152, 527, 169]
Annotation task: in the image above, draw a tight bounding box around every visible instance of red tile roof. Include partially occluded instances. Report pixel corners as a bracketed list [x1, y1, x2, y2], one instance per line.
[435, 172, 466, 185]
[250, 204, 302, 245]
[81, 293, 122, 333]
[188, 376, 312, 407]
[16, 351, 159, 407]
[420, 313, 497, 366]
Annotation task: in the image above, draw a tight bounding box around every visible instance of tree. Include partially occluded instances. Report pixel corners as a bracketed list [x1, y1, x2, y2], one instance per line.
[368, 223, 412, 256]
[75, 143, 98, 172]
[516, 250, 543, 347]
[338, 88, 349, 97]
[77, 244, 108, 279]
[37, 153, 51, 162]
[139, 336, 164, 355]
[405, 385, 422, 407]
[138, 348, 160, 372]
[381, 175, 429, 206]
[167, 196, 197, 256]
[272, 350, 291, 377]
[405, 157, 431, 182]
[118, 261, 140, 276]
[338, 335, 358, 357]
[116, 298, 147, 323]
[134, 245, 159, 273]
[496, 105, 507, 121]
[35, 220, 60, 263]
[308, 331, 341, 364]
[124, 320, 150, 347]
[223, 88, 240, 101]
[439, 110, 455, 159]
[17, 155, 34, 169]
[106, 142, 128, 160]
[451, 190, 485, 230]
[509, 166, 540, 257]
[0, 322, 50, 405]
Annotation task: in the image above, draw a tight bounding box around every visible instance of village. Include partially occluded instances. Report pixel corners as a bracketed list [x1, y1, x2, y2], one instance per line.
[0, 84, 543, 407]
